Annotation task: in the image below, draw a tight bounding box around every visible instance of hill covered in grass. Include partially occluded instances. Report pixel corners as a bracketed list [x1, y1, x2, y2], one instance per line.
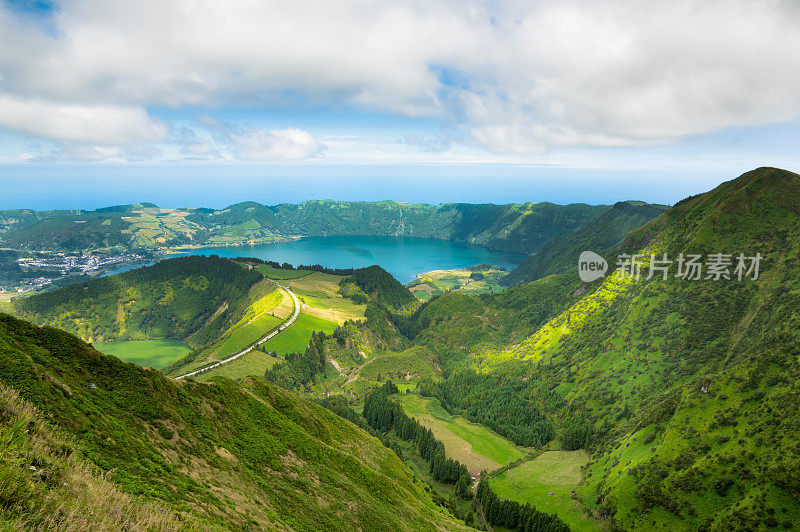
[12, 255, 262, 348]
[436, 167, 800, 530]
[0, 312, 469, 530]
[0, 382, 191, 530]
[270, 168, 800, 531]
[1, 199, 609, 255]
[501, 201, 668, 286]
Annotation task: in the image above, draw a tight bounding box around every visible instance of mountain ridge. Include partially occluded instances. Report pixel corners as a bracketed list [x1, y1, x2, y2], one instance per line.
[0, 199, 609, 255]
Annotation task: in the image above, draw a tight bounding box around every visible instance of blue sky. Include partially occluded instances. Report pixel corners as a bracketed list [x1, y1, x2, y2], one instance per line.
[1, 0, 799, 209]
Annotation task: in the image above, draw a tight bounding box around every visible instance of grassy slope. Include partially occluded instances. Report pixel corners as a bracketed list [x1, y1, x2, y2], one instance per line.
[410, 273, 583, 364]
[201, 283, 284, 359]
[285, 271, 367, 324]
[502, 201, 668, 286]
[197, 273, 351, 381]
[197, 350, 282, 382]
[0, 383, 192, 530]
[487, 167, 800, 530]
[0, 313, 469, 531]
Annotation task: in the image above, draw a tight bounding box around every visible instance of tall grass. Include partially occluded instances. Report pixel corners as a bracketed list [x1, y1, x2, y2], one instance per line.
[0, 384, 193, 530]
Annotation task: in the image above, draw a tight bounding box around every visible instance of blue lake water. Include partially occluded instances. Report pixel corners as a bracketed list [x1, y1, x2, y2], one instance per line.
[169, 236, 526, 283]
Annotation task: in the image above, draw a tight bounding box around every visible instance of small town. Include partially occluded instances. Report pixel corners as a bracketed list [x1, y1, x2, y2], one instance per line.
[0, 252, 149, 294]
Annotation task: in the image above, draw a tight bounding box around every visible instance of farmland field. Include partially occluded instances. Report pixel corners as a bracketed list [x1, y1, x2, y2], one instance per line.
[285, 271, 367, 324]
[260, 312, 338, 355]
[395, 393, 531, 476]
[95, 339, 192, 368]
[490, 450, 597, 531]
[407, 267, 510, 300]
[198, 349, 282, 382]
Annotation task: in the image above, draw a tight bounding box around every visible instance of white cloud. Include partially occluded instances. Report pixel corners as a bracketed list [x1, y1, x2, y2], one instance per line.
[232, 128, 320, 160]
[2, 0, 800, 154]
[0, 95, 167, 145]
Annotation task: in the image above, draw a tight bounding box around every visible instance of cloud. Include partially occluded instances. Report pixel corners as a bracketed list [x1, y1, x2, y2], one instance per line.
[124, 144, 163, 161]
[2, 0, 800, 154]
[231, 128, 320, 160]
[0, 95, 167, 145]
[173, 120, 321, 160]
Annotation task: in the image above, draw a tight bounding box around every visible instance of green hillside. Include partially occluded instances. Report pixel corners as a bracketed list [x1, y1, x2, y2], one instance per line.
[346, 264, 418, 309]
[448, 167, 800, 530]
[12, 255, 262, 348]
[0, 313, 469, 530]
[0, 381, 192, 530]
[269, 168, 800, 531]
[502, 201, 668, 286]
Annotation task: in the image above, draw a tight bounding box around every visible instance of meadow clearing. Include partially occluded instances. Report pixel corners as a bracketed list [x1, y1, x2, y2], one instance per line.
[490, 450, 596, 531]
[407, 267, 510, 300]
[198, 349, 282, 382]
[395, 393, 531, 476]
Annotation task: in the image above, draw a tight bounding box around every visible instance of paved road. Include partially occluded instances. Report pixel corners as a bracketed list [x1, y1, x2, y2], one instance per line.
[174, 280, 301, 380]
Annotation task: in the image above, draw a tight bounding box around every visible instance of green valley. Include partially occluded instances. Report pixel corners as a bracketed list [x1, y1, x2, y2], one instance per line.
[3, 167, 800, 531]
[396, 393, 531, 476]
[3, 3, 796, 530]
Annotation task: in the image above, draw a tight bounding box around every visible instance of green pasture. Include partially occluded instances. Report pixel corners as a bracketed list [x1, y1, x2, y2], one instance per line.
[490, 450, 596, 532]
[199, 349, 282, 382]
[260, 312, 338, 355]
[211, 313, 283, 358]
[395, 393, 530, 476]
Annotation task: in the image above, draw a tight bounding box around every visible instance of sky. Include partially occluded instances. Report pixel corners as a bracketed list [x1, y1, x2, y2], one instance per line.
[1, 0, 799, 209]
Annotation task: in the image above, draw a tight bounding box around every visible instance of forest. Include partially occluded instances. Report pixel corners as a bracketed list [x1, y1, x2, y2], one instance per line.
[362, 382, 472, 493]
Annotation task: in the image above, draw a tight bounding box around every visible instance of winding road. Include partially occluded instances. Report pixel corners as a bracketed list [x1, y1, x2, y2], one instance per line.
[174, 280, 301, 380]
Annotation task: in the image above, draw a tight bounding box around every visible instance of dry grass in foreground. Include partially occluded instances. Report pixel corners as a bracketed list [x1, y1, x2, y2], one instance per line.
[0, 383, 197, 531]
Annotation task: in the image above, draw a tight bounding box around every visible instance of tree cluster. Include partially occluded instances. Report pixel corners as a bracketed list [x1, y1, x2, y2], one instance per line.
[363, 382, 471, 488]
[437, 370, 554, 447]
[239, 258, 356, 276]
[346, 266, 416, 308]
[264, 331, 328, 388]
